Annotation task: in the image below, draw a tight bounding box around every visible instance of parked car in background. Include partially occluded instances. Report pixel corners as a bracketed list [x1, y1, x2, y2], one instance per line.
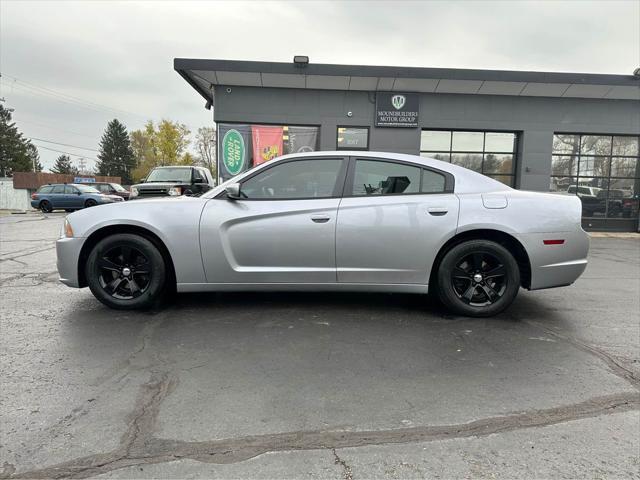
[92, 182, 130, 200]
[130, 166, 214, 199]
[31, 183, 124, 212]
[56, 151, 589, 317]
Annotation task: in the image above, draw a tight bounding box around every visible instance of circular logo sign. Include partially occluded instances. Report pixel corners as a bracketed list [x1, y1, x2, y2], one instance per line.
[222, 129, 245, 176]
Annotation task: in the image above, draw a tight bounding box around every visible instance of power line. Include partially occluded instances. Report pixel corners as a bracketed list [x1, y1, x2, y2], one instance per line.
[0, 74, 148, 119]
[14, 117, 97, 139]
[32, 144, 99, 162]
[29, 137, 99, 153]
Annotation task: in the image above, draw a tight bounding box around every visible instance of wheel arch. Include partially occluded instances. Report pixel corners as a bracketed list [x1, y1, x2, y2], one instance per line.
[77, 224, 177, 290]
[429, 229, 532, 290]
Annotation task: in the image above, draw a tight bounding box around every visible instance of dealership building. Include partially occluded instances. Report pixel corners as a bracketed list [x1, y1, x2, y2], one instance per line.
[175, 58, 640, 231]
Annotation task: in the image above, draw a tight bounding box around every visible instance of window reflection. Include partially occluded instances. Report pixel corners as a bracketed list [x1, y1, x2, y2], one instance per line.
[551, 134, 640, 224]
[420, 130, 517, 187]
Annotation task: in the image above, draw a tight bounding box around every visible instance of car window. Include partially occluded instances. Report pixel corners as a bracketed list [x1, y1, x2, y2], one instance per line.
[241, 159, 343, 199]
[421, 169, 446, 193]
[38, 186, 53, 194]
[95, 184, 109, 192]
[146, 168, 192, 182]
[111, 183, 126, 192]
[76, 185, 100, 193]
[51, 185, 65, 194]
[193, 169, 205, 182]
[65, 185, 78, 194]
[352, 160, 421, 196]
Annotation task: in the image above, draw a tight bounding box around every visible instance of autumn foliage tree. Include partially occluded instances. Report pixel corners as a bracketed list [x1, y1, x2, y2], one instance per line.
[130, 120, 194, 181]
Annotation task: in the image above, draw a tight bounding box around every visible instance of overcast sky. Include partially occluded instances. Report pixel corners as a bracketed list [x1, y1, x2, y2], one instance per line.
[1, 0, 638, 172]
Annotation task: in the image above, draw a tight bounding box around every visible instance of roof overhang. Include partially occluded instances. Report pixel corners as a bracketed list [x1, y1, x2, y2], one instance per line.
[174, 58, 640, 108]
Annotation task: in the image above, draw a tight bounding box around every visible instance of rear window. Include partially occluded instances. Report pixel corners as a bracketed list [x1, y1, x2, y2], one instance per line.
[38, 185, 53, 194]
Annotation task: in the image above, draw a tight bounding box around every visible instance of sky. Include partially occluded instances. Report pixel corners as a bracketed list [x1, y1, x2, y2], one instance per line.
[1, 0, 639, 172]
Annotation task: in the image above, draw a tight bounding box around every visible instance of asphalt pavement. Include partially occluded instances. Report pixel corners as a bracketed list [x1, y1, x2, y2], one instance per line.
[1, 212, 638, 479]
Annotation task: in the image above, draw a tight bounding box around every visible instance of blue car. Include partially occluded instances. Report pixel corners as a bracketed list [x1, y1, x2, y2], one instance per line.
[31, 183, 124, 213]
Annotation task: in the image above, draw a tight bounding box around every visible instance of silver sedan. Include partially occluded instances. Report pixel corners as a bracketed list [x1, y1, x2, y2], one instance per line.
[56, 152, 589, 317]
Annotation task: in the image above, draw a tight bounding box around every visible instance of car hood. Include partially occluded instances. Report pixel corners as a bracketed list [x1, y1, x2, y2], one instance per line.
[132, 182, 187, 189]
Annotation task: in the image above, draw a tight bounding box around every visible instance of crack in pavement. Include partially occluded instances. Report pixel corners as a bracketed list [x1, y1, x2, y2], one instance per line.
[332, 448, 354, 480]
[0, 245, 56, 263]
[525, 320, 639, 389]
[4, 380, 638, 479]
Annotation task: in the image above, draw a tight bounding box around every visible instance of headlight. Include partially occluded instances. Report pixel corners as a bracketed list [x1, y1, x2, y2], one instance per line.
[62, 218, 74, 238]
[100, 195, 115, 203]
[130, 186, 139, 197]
[168, 187, 182, 196]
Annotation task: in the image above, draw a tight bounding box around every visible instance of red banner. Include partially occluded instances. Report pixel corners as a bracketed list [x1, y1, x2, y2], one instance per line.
[251, 125, 283, 166]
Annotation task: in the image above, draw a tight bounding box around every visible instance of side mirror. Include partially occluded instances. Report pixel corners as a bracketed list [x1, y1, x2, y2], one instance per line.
[225, 183, 241, 200]
[76, 191, 82, 195]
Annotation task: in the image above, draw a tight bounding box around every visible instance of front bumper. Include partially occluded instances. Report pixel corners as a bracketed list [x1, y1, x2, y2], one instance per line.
[56, 237, 85, 287]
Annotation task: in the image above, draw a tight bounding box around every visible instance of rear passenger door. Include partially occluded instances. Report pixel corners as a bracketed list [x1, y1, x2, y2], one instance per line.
[49, 185, 67, 208]
[336, 157, 459, 285]
[65, 185, 83, 208]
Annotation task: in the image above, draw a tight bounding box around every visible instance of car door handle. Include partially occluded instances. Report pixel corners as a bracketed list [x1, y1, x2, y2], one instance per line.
[427, 207, 448, 216]
[311, 215, 331, 223]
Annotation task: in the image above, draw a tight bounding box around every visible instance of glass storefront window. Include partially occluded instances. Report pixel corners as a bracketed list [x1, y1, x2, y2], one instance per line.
[217, 123, 319, 180]
[452, 131, 484, 151]
[420, 130, 451, 151]
[550, 134, 640, 228]
[420, 130, 517, 187]
[337, 127, 368, 150]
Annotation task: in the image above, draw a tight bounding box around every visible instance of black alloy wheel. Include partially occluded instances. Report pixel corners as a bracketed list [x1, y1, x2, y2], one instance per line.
[451, 252, 507, 307]
[85, 199, 98, 208]
[97, 245, 151, 300]
[86, 234, 166, 310]
[40, 200, 53, 213]
[436, 240, 520, 317]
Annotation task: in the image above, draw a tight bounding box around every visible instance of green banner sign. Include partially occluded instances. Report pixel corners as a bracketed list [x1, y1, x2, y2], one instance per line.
[222, 129, 246, 176]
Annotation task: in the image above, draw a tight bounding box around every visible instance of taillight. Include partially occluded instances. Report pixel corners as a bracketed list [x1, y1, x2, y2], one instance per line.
[543, 239, 565, 245]
[31, 193, 38, 200]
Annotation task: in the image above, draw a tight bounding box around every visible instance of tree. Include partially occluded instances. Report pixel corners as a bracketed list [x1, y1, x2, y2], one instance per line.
[0, 104, 40, 176]
[195, 126, 216, 176]
[26, 143, 43, 172]
[130, 120, 194, 181]
[95, 119, 136, 184]
[51, 154, 79, 175]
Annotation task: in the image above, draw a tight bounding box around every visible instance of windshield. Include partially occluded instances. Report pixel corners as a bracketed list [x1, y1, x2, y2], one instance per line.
[145, 168, 192, 183]
[75, 185, 100, 193]
[111, 183, 127, 192]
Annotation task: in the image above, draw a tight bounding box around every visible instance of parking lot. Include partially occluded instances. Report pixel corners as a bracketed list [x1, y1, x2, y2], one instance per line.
[0, 212, 638, 479]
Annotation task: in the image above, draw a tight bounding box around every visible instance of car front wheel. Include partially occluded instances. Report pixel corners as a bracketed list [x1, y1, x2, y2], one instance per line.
[436, 240, 520, 317]
[86, 234, 166, 310]
[40, 200, 53, 213]
[85, 199, 98, 208]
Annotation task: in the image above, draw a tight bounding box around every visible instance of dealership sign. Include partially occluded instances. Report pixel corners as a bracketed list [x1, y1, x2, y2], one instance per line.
[222, 129, 246, 176]
[375, 93, 419, 128]
[74, 177, 95, 183]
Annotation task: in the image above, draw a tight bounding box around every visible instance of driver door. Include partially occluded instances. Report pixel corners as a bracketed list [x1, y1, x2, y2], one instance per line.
[200, 157, 348, 284]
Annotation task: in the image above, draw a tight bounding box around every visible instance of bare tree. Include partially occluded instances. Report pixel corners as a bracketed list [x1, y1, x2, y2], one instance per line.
[195, 126, 216, 175]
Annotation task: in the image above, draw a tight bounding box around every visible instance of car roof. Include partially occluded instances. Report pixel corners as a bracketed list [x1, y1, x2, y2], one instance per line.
[153, 166, 193, 169]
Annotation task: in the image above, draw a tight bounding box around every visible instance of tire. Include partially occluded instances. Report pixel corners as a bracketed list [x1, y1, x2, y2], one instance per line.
[86, 234, 167, 310]
[40, 200, 53, 213]
[85, 199, 98, 208]
[65, 209, 75, 213]
[436, 240, 520, 317]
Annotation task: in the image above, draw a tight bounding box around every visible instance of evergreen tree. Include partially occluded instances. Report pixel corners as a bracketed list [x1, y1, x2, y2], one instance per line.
[51, 154, 79, 175]
[0, 104, 39, 176]
[96, 119, 136, 184]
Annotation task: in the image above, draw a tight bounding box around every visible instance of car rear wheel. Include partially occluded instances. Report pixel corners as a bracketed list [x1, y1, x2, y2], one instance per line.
[85, 199, 98, 208]
[40, 200, 53, 213]
[86, 234, 166, 310]
[436, 240, 520, 317]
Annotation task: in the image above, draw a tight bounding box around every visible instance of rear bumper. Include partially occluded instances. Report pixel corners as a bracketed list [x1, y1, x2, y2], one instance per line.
[517, 229, 590, 290]
[56, 237, 85, 288]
